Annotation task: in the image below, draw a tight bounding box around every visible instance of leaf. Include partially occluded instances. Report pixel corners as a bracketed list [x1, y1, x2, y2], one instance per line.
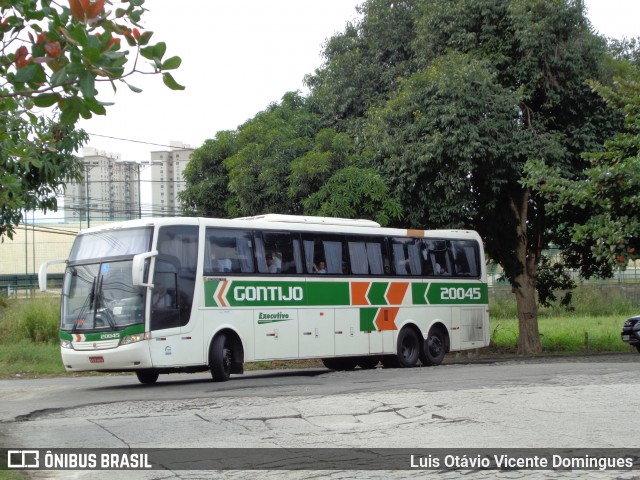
[125, 82, 143, 93]
[79, 71, 96, 99]
[153, 42, 166, 60]
[162, 72, 185, 90]
[161, 56, 181, 70]
[32, 94, 59, 108]
[139, 45, 155, 60]
[85, 98, 107, 116]
[14, 64, 39, 83]
[138, 31, 153, 46]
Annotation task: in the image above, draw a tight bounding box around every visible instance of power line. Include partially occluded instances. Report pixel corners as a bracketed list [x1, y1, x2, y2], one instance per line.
[85, 133, 196, 150]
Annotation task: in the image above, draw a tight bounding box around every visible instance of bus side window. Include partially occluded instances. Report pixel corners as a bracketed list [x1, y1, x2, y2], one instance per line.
[391, 238, 422, 276]
[347, 236, 387, 275]
[450, 239, 480, 277]
[204, 228, 255, 274]
[255, 232, 303, 274]
[302, 234, 347, 275]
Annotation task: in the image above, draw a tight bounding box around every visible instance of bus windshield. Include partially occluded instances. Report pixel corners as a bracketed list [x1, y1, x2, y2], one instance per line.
[61, 261, 145, 331]
[62, 227, 152, 332]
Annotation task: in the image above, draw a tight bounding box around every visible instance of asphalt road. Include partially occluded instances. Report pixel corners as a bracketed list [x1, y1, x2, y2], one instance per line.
[1, 354, 639, 479]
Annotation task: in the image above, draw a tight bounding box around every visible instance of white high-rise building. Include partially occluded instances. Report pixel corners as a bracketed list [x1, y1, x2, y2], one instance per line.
[149, 141, 193, 217]
[64, 148, 141, 225]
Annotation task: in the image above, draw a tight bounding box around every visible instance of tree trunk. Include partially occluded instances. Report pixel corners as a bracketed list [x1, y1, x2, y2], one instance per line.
[513, 268, 542, 354]
[510, 189, 543, 354]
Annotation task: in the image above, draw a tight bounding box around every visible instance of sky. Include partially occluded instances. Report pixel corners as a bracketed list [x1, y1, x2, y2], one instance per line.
[77, 0, 640, 165]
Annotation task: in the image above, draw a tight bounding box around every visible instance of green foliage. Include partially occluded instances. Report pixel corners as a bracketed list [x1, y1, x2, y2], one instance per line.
[182, 92, 404, 224]
[0, 116, 87, 238]
[225, 92, 322, 216]
[0, 0, 183, 238]
[365, 51, 523, 229]
[179, 131, 237, 218]
[525, 76, 640, 279]
[535, 255, 576, 309]
[303, 166, 402, 225]
[490, 315, 636, 354]
[0, 296, 60, 344]
[181, 0, 633, 354]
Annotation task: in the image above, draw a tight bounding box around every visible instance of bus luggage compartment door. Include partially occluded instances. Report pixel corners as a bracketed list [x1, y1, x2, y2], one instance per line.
[253, 309, 299, 360]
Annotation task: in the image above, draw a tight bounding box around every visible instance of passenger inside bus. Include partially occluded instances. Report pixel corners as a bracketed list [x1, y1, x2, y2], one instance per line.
[313, 261, 327, 273]
[266, 252, 282, 273]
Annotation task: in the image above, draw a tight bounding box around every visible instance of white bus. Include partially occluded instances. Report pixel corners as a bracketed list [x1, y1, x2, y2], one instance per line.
[39, 214, 489, 384]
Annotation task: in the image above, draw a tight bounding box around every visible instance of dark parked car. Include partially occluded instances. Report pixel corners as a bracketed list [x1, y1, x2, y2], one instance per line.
[621, 316, 640, 352]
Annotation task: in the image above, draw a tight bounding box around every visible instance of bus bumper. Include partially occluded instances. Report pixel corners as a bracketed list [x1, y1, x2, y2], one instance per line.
[60, 341, 152, 371]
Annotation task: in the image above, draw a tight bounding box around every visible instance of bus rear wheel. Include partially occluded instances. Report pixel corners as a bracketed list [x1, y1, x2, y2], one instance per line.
[420, 328, 446, 366]
[210, 334, 232, 382]
[136, 370, 159, 384]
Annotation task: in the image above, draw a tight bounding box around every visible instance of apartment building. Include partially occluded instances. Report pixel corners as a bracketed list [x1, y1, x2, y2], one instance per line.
[149, 141, 193, 217]
[64, 147, 141, 225]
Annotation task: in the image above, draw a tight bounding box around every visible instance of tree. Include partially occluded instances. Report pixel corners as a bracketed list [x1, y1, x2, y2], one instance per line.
[0, 0, 183, 238]
[224, 92, 324, 217]
[179, 131, 237, 218]
[525, 75, 640, 279]
[310, 0, 619, 353]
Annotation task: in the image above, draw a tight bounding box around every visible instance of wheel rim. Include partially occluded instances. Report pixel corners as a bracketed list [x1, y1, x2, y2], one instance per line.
[222, 347, 232, 375]
[222, 347, 231, 374]
[401, 334, 418, 360]
[428, 335, 443, 357]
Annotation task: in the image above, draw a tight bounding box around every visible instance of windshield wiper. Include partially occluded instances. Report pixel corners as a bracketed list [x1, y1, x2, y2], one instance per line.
[93, 274, 117, 330]
[72, 276, 96, 333]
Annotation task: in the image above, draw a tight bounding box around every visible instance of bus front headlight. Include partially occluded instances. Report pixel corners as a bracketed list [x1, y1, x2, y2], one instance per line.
[60, 339, 73, 349]
[120, 332, 149, 345]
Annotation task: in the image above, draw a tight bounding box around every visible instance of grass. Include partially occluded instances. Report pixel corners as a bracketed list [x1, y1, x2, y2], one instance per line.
[489, 315, 635, 354]
[0, 285, 637, 378]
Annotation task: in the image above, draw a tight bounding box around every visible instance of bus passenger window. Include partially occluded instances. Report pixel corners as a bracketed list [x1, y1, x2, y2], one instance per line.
[391, 238, 422, 276]
[450, 240, 480, 277]
[347, 236, 387, 275]
[205, 229, 255, 274]
[302, 234, 347, 275]
[255, 232, 302, 274]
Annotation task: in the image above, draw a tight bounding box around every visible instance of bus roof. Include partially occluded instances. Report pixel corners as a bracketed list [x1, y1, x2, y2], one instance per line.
[77, 215, 481, 241]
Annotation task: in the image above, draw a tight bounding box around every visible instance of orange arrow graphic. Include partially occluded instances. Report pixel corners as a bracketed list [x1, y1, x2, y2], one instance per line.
[351, 282, 370, 306]
[385, 282, 409, 305]
[375, 307, 399, 331]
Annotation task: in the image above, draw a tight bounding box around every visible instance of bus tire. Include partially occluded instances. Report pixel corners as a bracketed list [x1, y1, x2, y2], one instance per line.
[322, 357, 358, 371]
[381, 355, 401, 368]
[210, 333, 232, 382]
[396, 327, 420, 368]
[357, 356, 380, 369]
[420, 327, 446, 366]
[136, 370, 159, 384]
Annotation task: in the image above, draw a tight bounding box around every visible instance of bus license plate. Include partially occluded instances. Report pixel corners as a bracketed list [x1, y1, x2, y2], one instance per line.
[89, 356, 104, 363]
[622, 335, 630, 341]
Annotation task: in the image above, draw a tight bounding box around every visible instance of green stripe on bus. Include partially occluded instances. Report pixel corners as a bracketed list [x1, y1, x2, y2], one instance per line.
[204, 280, 351, 307]
[367, 282, 388, 305]
[60, 323, 145, 342]
[412, 283, 488, 305]
[204, 279, 487, 307]
[360, 308, 378, 331]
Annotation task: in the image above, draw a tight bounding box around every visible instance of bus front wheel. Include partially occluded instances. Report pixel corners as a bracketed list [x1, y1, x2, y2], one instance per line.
[420, 328, 446, 366]
[210, 334, 232, 382]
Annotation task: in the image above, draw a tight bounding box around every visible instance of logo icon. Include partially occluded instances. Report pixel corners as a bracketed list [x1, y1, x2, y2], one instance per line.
[8, 450, 40, 468]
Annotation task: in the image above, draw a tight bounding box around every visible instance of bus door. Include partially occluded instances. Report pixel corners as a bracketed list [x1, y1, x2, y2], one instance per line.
[149, 226, 200, 367]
